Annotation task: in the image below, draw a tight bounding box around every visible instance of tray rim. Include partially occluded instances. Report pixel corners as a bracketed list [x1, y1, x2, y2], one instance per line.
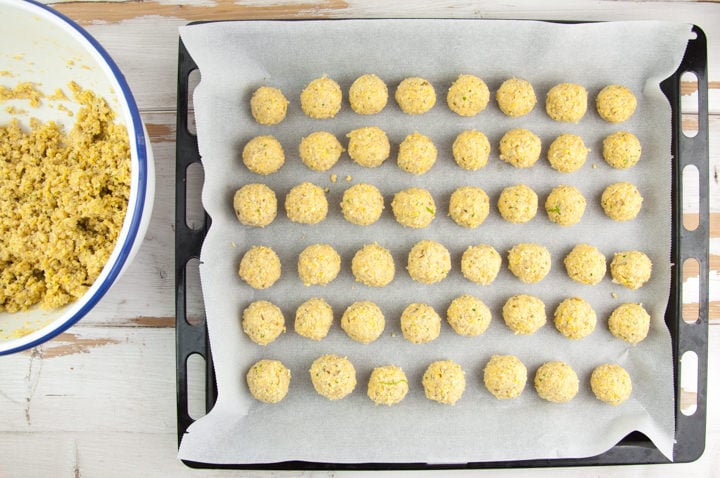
[174, 19, 710, 470]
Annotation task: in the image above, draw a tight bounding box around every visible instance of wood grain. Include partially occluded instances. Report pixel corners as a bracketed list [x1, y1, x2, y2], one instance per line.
[53, 0, 351, 24]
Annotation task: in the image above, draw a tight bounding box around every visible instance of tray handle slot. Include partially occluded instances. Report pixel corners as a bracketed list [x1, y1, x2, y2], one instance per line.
[185, 162, 206, 230]
[680, 71, 699, 138]
[682, 165, 700, 231]
[679, 350, 699, 417]
[186, 352, 208, 420]
[682, 258, 700, 324]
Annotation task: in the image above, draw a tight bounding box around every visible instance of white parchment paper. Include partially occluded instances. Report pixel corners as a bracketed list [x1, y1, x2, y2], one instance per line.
[178, 19, 692, 464]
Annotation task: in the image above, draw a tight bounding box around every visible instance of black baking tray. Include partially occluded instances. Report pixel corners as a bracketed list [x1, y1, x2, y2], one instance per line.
[174, 22, 710, 469]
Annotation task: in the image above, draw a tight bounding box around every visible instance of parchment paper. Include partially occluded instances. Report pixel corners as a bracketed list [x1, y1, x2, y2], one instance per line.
[178, 19, 692, 464]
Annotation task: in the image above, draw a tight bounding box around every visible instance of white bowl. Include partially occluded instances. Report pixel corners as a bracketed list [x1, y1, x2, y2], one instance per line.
[0, 0, 155, 354]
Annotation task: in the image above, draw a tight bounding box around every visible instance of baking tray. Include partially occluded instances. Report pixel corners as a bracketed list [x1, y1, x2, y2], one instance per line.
[174, 21, 709, 469]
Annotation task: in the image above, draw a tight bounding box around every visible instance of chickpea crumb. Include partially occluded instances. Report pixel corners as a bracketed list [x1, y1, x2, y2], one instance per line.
[0, 82, 130, 312]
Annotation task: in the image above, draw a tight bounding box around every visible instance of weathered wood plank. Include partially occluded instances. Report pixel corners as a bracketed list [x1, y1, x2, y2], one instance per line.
[0, 432, 304, 478]
[39, 1, 720, 113]
[0, 324, 717, 475]
[0, 328, 177, 434]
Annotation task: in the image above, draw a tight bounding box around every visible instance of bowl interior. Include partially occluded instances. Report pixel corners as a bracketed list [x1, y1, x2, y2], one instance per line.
[0, 0, 149, 354]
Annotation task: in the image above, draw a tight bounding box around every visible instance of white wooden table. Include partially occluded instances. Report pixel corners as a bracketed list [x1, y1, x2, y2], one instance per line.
[1, 1, 718, 476]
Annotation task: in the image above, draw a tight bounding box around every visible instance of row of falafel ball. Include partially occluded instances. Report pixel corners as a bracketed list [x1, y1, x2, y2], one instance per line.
[250, 74, 636, 123]
[235, 181, 642, 229]
[241, 128, 642, 175]
[238, 242, 651, 291]
[247, 354, 633, 409]
[241, 290, 650, 346]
